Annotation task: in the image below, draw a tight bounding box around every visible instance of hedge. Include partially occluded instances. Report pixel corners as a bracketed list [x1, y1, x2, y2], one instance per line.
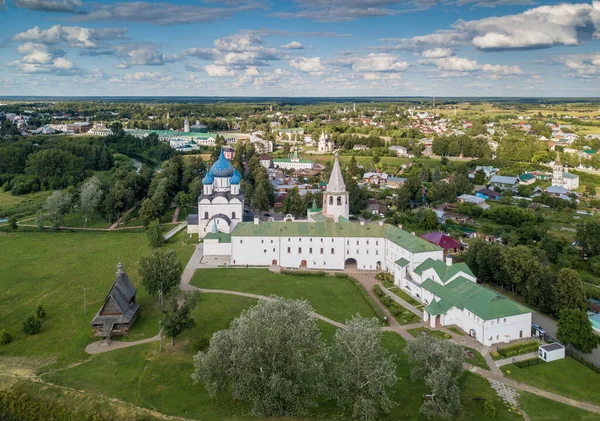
[282, 270, 326, 277]
[334, 272, 348, 278]
[497, 340, 540, 358]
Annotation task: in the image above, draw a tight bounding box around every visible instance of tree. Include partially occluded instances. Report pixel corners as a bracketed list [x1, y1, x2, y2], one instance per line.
[557, 309, 600, 353]
[552, 268, 587, 314]
[576, 218, 600, 256]
[138, 197, 159, 227]
[35, 304, 46, 321]
[21, 315, 41, 335]
[8, 215, 18, 232]
[0, 330, 13, 346]
[79, 176, 103, 227]
[174, 191, 191, 216]
[146, 218, 164, 249]
[42, 190, 73, 230]
[417, 208, 439, 232]
[138, 250, 183, 299]
[161, 292, 198, 345]
[282, 187, 306, 217]
[329, 315, 397, 421]
[502, 246, 541, 296]
[421, 366, 461, 420]
[192, 297, 326, 417]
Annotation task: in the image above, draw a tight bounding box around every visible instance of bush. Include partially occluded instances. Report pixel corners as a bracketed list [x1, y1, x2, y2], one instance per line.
[146, 218, 164, 249]
[35, 303, 46, 321]
[0, 330, 12, 346]
[22, 315, 41, 335]
[283, 270, 326, 277]
[190, 336, 210, 353]
[497, 341, 540, 358]
[334, 272, 348, 278]
[484, 400, 497, 418]
[490, 351, 501, 360]
[8, 215, 18, 231]
[373, 284, 384, 297]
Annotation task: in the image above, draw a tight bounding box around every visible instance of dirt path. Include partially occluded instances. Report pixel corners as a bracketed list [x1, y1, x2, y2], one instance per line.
[85, 332, 162, 355]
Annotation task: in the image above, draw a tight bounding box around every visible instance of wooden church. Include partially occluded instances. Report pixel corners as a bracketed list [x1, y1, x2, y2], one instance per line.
[91, 262, 139, 338]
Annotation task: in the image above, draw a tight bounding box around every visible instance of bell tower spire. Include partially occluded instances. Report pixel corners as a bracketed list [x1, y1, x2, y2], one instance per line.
[322, 153, 349, 221]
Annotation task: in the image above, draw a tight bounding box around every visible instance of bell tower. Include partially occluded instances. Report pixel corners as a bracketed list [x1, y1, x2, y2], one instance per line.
[322, 153, 349, 221]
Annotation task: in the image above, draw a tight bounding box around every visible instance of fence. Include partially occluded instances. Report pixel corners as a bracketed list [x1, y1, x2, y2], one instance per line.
[567, 349, 600, 374]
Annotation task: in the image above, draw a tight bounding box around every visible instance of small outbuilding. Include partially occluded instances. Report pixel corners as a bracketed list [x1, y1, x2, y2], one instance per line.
[91, 262, 139, 338]
[538, 343, 565, 362]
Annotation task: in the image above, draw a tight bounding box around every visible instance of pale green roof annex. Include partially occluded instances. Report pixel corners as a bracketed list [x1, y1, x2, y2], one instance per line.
[414, 258, 474, 283]
[231, 221, 441, 254]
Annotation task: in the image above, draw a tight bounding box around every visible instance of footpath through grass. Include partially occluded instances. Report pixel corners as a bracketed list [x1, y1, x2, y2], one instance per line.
[503, 357, 600, 405]
[190, 268, 378, 323]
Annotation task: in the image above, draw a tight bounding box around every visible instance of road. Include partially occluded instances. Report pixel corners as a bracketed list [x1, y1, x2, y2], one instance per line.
[532, 312, 600, 365]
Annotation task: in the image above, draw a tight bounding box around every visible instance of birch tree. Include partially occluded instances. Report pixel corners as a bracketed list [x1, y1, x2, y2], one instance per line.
[79, 176, 103, 227]
[329, 315, 397, 421]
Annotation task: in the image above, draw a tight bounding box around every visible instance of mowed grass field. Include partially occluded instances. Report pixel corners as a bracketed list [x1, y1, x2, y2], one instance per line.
[0, 230, 196, 369]
[190, 268, 379, 323]
[503, 358, 600, 405]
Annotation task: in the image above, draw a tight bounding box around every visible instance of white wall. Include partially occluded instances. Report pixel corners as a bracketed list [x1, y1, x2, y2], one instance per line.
[203, 240, 232, 256]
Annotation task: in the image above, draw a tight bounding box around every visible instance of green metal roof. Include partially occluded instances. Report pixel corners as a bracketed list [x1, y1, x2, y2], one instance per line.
[519, 173, 535, 181]
[273, 158, 315, 164]
[231, 221, 441, 253]
[421, 277, 530, 320]
[414, 258, 474, 283]
[204, 232, 232, 243]
[563, 172, 578, 179]
[309, 213, 333, 222]
[395, 258, 410, 267]
[424, 299, 453, 316]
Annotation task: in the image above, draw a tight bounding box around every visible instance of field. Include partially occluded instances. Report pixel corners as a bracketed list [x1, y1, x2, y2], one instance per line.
[503, 358, 600, 405]
[0, 189, 52, 218]
[190, 268, 380, 323]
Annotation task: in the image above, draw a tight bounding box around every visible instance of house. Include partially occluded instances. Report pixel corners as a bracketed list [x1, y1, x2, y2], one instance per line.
[259, 155, 272, 169]
[489, 175, 519, 190]
[387, 177, 407, 188]
[475, 188, 501, 201]
[91, 263, 139, 338]
[367, 198, 386, 215]
[394, 255, 532, 346]
[363, 172, 389, 185]
[518, 173, 536, 185]
[475, 166, 498, 178]
[457, 194, 490, 209]
[389, 145, 410, 157]
[420, 232, 462, 253]
[538, 343, 565, 362]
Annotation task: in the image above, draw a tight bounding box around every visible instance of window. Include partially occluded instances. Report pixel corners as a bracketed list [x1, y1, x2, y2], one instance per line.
[337, 196, 342, 206]
[491, 321, 494, 325]
[232, 212, 236, 219]
[376, 241, 379, 246]
[347, 250, 349, 254]
[298, 247, 302, 253]
[261, 240, 264, 243]
[503, 318, 506, 323]
[288, 238, 291, 242]
[366, 250, 369, 254]
[240, 240, 243, 244]
[320, 248, 324, 254]
[320, 238, 323, 242]
[204, 212, 209, 219]
[299, 238, 301, 242]
[310, 238, 312, 242]
[263, 249, 266, 253]
[356, 240, 359, 245]
[331, 248, 334, 254]
[347, 240, 349, 245]
[496, 335, 499, 340]
[367, 240, 369, 245]
[309, 248, 313, 254]
[272, 248, 275, 252]
[356, 250, 359, 254]
[376, 251, 379, 255]
[270, 240, 273, 243]
[329, 196, 333, 205]
[287, 247, 291, 253]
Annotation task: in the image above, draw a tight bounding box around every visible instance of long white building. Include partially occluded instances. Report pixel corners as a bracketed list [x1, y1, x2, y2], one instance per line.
[190, 152, 532, 346]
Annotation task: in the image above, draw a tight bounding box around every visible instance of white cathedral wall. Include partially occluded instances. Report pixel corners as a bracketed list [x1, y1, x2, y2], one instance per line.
[343, 237, 384, 270]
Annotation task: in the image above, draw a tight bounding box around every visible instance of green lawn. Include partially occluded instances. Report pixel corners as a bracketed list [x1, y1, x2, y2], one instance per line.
[61, 211, 111, 229]
[388, 286, 423, 308]
[519, 391, 600, 421]
[0, 190, 51, 218]
[462, 346, 490, 371]
[190, 269, 379, 323]
[503, 358, 600, 405]
[407, 327, 452, 340]
[0, 231, 196, 369]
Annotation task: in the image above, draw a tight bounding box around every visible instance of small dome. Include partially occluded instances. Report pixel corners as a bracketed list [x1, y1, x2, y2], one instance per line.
[208, 149, 234, 177]
[230, 168, 242, 185]
[202, 172, 214, 185]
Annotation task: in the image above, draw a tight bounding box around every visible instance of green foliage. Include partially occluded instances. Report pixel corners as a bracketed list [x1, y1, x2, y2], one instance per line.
[576, 218, 600, 256]
[138, 249, 183, 298]
[0, 329, 12, 345]
[483, 400, 497, 418]
[8, 214, 18, 231]
[22, 314, 42, 335]
[496, 341, 540, 358]
[190, 335, 210, 353]
[553, 268, 588, 314]
[35, 303, 46, 321]
[282, 270, 326, 277]
[557, 308, 600, 354]
[328, 315, 397, 421]
[146, 218, 164, 249]
[79, 176, 103, 226]
[334, 272, 348, 278]
[42, 190, 73, 230]
[484, 205, 537, 227]
[161, 292, 198, 345]
[192, 297, 326, 417]
[282, 186, 306, 217]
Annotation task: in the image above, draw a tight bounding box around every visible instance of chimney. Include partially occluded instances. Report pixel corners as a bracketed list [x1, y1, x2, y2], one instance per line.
[446, 254, 453, 266]
[253, 215, 260, 225]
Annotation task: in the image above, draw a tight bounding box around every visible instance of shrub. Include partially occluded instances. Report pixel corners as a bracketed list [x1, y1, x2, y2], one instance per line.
[390, 307, 401, 317]
[484, 400, 497, 418]
[190, 336, 210, 353]
[35, 303, 46, 321]
[22, 315, 41, 335]
[497, 341, 540, 358]
[0, 330, 12, 346]
[490, 351, 501, 360]
[8, 215, 18, 231]
[334, 272, 348, 278]
[283, 270, 325, 277]
[373, 284, 384, 297]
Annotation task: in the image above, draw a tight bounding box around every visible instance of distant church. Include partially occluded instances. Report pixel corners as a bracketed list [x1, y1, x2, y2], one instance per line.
[552, 151, 579, 190]
[318, 132, 334, 152]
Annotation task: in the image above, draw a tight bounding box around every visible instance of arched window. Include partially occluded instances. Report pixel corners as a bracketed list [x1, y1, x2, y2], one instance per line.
[329, 196, 333, 205]
[204, 212, 209, 219]
[232, 212, 236, 219]
[337, 196, 342, 206]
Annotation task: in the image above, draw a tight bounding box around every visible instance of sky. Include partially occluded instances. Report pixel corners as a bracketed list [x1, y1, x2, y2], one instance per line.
[0, 0, 599, 97]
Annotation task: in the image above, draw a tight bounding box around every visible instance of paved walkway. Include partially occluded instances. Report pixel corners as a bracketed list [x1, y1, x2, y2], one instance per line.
[85, 332, 162, 355]
[380, 284, 423, 318]
[164, 222, 187, 241]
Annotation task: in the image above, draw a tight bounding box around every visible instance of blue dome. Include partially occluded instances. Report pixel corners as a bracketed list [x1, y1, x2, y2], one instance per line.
[230, 168, 242, 185]
[202, 172, 214, 185]
[208, 149, 234, 177]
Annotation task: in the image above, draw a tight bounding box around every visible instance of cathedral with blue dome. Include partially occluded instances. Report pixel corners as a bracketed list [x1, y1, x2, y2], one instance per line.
[188, 149, 244, 237]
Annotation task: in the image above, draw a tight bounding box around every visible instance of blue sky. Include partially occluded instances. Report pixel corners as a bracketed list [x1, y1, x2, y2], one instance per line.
[0, 0, 599, 96]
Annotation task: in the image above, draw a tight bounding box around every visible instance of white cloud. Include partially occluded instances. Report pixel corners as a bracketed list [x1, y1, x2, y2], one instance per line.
[17, 42, 54, 64]
[12, 0, 81, 13]
[204, 64, 236, 76]
[381, 2, 600, 51]
[288, 57, 325, 75]
[53, 57, 73, 69]
[420, 54, 523, 77]
[421, 47, 453, 58]
[562, 54, 600, 78]
[280, 41, 304, 49]
[350, 53, 408, 73]
[13, 25, 128, 48]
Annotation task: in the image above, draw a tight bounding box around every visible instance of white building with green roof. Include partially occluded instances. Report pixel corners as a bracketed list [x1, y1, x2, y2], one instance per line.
[394, 255, 532, 346]
[272, 144, 315, 170]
